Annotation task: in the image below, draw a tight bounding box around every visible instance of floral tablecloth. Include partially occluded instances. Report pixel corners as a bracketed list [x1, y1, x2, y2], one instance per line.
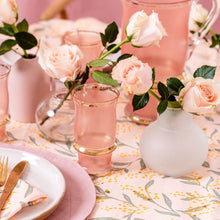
[3, 19, 220, 220]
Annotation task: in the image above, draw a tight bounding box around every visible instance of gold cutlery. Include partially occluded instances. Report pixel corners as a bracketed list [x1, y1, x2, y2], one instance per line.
[0, 156, 8, 187]
[0, 160, 28, 212]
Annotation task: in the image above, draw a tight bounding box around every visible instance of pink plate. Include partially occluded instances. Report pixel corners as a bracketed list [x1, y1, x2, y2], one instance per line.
[0, 143, 96, 220]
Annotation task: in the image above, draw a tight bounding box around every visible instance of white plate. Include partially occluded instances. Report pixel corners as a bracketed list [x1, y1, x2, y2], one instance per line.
[0, 147, 66, 220]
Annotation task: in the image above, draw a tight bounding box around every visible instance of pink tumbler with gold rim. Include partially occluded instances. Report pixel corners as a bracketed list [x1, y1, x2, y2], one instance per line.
[72, 83, 120, 176]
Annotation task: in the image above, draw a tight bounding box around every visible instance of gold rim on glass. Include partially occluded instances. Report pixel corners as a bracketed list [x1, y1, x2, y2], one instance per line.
[0, 115, 10, 126]
[0, 64, 10, 79]
[72, 84, 120, 107]
[73, 142, 117, 156]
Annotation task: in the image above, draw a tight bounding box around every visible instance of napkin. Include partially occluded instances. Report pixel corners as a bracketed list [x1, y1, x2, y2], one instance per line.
[0, 174, 47, 220]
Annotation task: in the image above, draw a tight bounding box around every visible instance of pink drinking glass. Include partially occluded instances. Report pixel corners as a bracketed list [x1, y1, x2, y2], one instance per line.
[0, 63, 10, 141]
[72, 84, 120, 176]
[63, 30, 102, 83]
[121, 0, 220, 124]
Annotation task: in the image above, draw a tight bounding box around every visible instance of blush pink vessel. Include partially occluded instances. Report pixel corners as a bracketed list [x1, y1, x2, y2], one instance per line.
[63, 30, 102, 83]
[0, 63, 10, 141]
[72, 84, 120, 176]
[121, 0, 220, 124]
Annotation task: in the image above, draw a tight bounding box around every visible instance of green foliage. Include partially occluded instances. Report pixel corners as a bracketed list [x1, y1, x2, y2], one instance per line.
[0, 19, 38, 58]
[131, 65, 216, 115]
[117, 53, 132, 62]
[193, 65, 216, 79]
[158, 82, 169, 100]
[0, 39, 17, 55]
[16, 19, 28, 32]
[210, 33, 220, 48]
[167, 77, 184, 96]
[89, 59, 111, 67]
[104, 21, 119, 44]
[132, 93, 149, 111]
[15, 32, 37, 50]
[92, 71, 119, 86]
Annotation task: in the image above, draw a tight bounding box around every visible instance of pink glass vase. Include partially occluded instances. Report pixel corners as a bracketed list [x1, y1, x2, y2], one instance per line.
[72, 83, 120, 176]
[63, 30, 102, 83]
[121, 0, 220, 124]
[8, 57, 51, 123]
[0, 63, 10, 141]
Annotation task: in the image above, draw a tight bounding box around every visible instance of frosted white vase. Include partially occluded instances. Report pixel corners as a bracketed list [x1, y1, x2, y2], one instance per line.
[8, 56, 51, 123]
[140, 108, 208, 177]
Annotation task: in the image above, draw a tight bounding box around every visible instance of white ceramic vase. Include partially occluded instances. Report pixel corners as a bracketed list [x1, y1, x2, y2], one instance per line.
[140, 108, 208, 177]
[8, 56, 51, 123]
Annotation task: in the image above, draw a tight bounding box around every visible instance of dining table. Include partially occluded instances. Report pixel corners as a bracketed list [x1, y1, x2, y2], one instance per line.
[1, 18, 220, 220]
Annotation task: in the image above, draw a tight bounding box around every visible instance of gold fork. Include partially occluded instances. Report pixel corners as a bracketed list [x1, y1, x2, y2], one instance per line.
[0, 157, 8, 187]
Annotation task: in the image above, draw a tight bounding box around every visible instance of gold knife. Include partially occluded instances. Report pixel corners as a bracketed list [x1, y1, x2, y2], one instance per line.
[0, 160, 28, 212]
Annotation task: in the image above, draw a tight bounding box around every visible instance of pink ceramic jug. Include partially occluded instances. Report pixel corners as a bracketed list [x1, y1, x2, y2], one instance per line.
[121, 0, 220, 124]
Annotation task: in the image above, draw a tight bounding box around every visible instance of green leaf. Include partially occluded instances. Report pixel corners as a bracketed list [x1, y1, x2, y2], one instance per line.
[157, 100, 168, 115]
[80, 66, 89, 84]
[162, 193, 172, 209]
[104, 21, 119, 43]
[0, 26, 14, 36]
[92, 70, 119, 86]
[155, 210, 180, 217]
[157, 82, 169, 99]
[89, 59, 110, 67]
[202, 161, 210, 168]
[167, 77, 184, 95]
[117, 53, 132, 62]
[24, 185, 33, 198]
[0, 39, 17, 55]
[100, 32, 107, 47]
[107, 44, 121, 53]
[15, 32, 38, 50]
[123, 194, 134, 206]
[193, 65, 216, 79]
[17, 19, 29, 32]
[152, 68, 155, 86]
[145, 180, 154, 188]
[132, 93, 149, 111]
[206, 177, 214, 189]
[210, 34, 220, 48]
[140, 159, 146, 170]
[213, 189, 220, 200]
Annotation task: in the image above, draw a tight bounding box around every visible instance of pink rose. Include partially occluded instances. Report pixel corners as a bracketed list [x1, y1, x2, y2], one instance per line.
[179, 77, 220, 114]
[0, 0, 18, 24]
[38, 45, 83, 82]
[112, 56, 152, 95]
[126, 11, 167, 47]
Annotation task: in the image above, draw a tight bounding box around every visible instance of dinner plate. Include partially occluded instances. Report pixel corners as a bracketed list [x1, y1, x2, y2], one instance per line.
[0, 147, 66, 220]
[0, 144, 96, 220]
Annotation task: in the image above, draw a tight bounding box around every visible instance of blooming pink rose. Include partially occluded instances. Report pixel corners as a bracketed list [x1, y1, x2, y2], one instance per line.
[179, 77, 220, 114]
[38, 45, 83, 82]
[112, 56, 152, 95]
[0, 0, 18, 24]
[126, 11, 167, 47]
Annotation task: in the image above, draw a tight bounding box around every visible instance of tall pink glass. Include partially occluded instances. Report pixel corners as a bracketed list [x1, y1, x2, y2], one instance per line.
[121, 0, 220, 124]
[63, 30, 102, 83]
[72, 84, 120, 176]
[0, 63, 10, 141]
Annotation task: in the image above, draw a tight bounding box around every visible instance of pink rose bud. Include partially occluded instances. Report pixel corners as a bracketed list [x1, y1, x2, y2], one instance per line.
[0, 0, 18, 24]
[126, 11, 167, 47]
[179, 77, 220, 115]
[38, 45, 84, 82]
[112, 56, 152, 95]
